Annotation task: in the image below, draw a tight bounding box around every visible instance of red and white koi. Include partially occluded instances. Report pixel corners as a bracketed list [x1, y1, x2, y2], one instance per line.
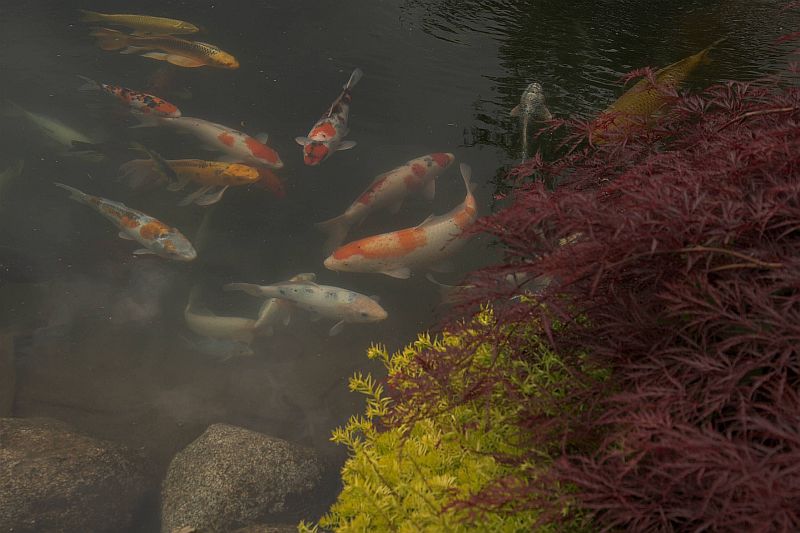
[154, 116, 283, 169]
[224, 278, 386, 336]
[323, 163, 477, 279]
[77, 75, 181, 118]
[295, 68, 362, 166]
[316, 153, 455, 254]
[54, 182, 196, 261]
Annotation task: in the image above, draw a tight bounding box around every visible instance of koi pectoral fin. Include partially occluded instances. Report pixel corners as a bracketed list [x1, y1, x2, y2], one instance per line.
[329, 320, 345, 336]
[165, 55, 205, 68]
[166, 175, 191, 191]
[133, 248, 156, 256]
[336, 140, 357, 151]
[140, 52, 169, 61]
[510, 104, 522, 117]
[118, 231, 134, 241]
[294, 136, 310, 146]
[382, 267, 411, 279]
[178, 185, 213, 207]
[194, 186, 229, 206]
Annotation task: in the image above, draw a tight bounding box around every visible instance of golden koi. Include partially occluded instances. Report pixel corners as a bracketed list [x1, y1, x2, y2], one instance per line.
[316, 153, 455, 254]
[324, 163, 478, 279]
[54, 183, 196, 261]
[593, 38, 726, 140]
[295, 68, 362, 166]
[79, 10, 200, 35]
[90, 28, 238, 69]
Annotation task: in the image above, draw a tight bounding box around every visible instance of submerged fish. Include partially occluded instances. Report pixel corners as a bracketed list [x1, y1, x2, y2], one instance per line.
[79, 9, 200, 35]
[295, 68, 362, 166]
[510, 82, 552, 160]
[254, 273, 317, 335]
[184, 287, 256, 345]
[118, 158, 260, 206]
[324, 163, 478, 279]
[148, 116, 283, 169]
[90, 28, 238, 69]
[2, 101, 104, 161]
[54, 183, 196, 261]
[594, 38, 726, 139]
[0, 160, 24, 198]
[316, 153, 455, 254]
[77, 75, 181, 118]
[224, 279, 387, 336]
[182, 335, 254, 361]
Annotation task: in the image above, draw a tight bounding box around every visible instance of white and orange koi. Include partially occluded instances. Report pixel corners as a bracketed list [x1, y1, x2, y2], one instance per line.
[77, 75, 181, 118]
[323, 163, 477, 279]
[54, 182, 196, 261]
[153, 116, 283, 169]
[295, 68, 362, 166]
[224, 278, 386, 336]
[316, 153, 455, 254]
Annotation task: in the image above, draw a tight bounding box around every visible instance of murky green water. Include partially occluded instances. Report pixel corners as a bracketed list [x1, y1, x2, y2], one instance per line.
[0, 0, 794, 529]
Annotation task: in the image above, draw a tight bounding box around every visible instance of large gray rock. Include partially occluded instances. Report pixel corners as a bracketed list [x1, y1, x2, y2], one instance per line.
[161, 424, 326, 533]
[0, 417, 148, 533]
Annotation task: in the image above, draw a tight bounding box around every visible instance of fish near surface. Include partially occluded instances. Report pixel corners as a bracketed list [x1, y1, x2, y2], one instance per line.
[510, 82, 552, 161]
[224, 279, 386, 336]
[77, 76, 181, 118]
[79, 10, 200, 35]
[54, 183, 196, 261]
[324, 163, 478, 279]
[152, 116, 283, 169]
[295, 68, 362, 166]
[316, 153, 455, 254]
[90, 28, 238, 69]
[593, 37, 726, 140]
[253, 273, 317, 335]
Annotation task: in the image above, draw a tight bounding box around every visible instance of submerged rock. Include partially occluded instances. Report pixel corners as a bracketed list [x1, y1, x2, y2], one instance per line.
[0, 417, 148, 532]
[161, 423, 326, 533]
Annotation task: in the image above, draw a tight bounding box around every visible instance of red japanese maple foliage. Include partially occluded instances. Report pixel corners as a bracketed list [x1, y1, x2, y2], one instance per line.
[386, 50, 800, 530]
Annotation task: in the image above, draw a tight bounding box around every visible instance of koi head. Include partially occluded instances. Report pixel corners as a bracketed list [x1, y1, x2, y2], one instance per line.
[212, 51, 240, 70]
[222, 164, 260, 185]
[152, 228, 197, 261]
[346, 295, 388, 323]
[429, 152, 455, 168]
[156, 101, 182, 118]
[301, 141, 331, 166]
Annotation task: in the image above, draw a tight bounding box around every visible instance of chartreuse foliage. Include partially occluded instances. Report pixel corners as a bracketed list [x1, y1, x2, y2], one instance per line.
[300, 307, 594, 532]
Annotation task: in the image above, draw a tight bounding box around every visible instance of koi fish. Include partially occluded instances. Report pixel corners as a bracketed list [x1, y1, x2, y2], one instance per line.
[224, 279, 386, 336]
[253, 273, 317, 335]
[323, 163, 477, 279]
[184, 287, 256, 346]
[510, 82, 552, 161]
[316, 153, 455, 254]
[150, 116, 283, 169]
[118, 158, 260, 206]
[594, 38, 726, 140]
[79, 10, 200, 35]
[295, 68, 362, 166]
[54, 183, 196, 261]
[90, 28, 238, 69]
[77, 75, 181, 118]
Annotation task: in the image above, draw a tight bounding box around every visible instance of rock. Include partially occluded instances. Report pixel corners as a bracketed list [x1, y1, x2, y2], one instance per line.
[161, 423, 327, 533]
[0, 417, 148, 533]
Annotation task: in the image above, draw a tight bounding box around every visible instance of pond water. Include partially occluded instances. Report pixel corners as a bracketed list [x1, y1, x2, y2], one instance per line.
[0, 0, 794, 529]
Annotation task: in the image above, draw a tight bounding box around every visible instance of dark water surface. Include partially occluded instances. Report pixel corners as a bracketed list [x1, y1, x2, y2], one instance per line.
[0, 0, 795, 529]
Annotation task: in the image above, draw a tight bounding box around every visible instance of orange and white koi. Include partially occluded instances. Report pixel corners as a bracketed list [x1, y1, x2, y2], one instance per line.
[54, 182, 196, 261]
[77, 75, 180, 118]
[323, 163, 477, 279]
[118, 158, 260, 206]
[224, 278, 386, 336]
[152, 116, 283, 169]
[90, 28, 239, 69]
[316, 153, 455, 254]
[295, 68, 362, 166]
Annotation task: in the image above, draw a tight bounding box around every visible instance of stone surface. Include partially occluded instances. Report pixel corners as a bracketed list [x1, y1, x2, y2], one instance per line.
[161, 423, 327, 533]
[0, 417, 148, 533]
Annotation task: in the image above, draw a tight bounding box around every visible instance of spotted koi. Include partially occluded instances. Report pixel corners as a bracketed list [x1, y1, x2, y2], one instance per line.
[295, 68, 362, 166]
[78, 75, 181, 117]
[323, 163, 477, 279]
[315, 153, 455, 254]
[54, 182, 196, 261]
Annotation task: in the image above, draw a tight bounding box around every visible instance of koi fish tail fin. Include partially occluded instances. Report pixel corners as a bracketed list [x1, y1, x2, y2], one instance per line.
[315, 214, 352, 256]
[700, 37, 728, 64]
[117, 159, 159, 189]
[54, 182, 90, 205]
[344, 68, 363, 91]
[76, 75, 101, 92]
[459, 163, 475, 193]
[254, 168, 286, 199]
[78, 9, 106, 23]
[90, 27, 129, 51]
[223, 283, 270, 298]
